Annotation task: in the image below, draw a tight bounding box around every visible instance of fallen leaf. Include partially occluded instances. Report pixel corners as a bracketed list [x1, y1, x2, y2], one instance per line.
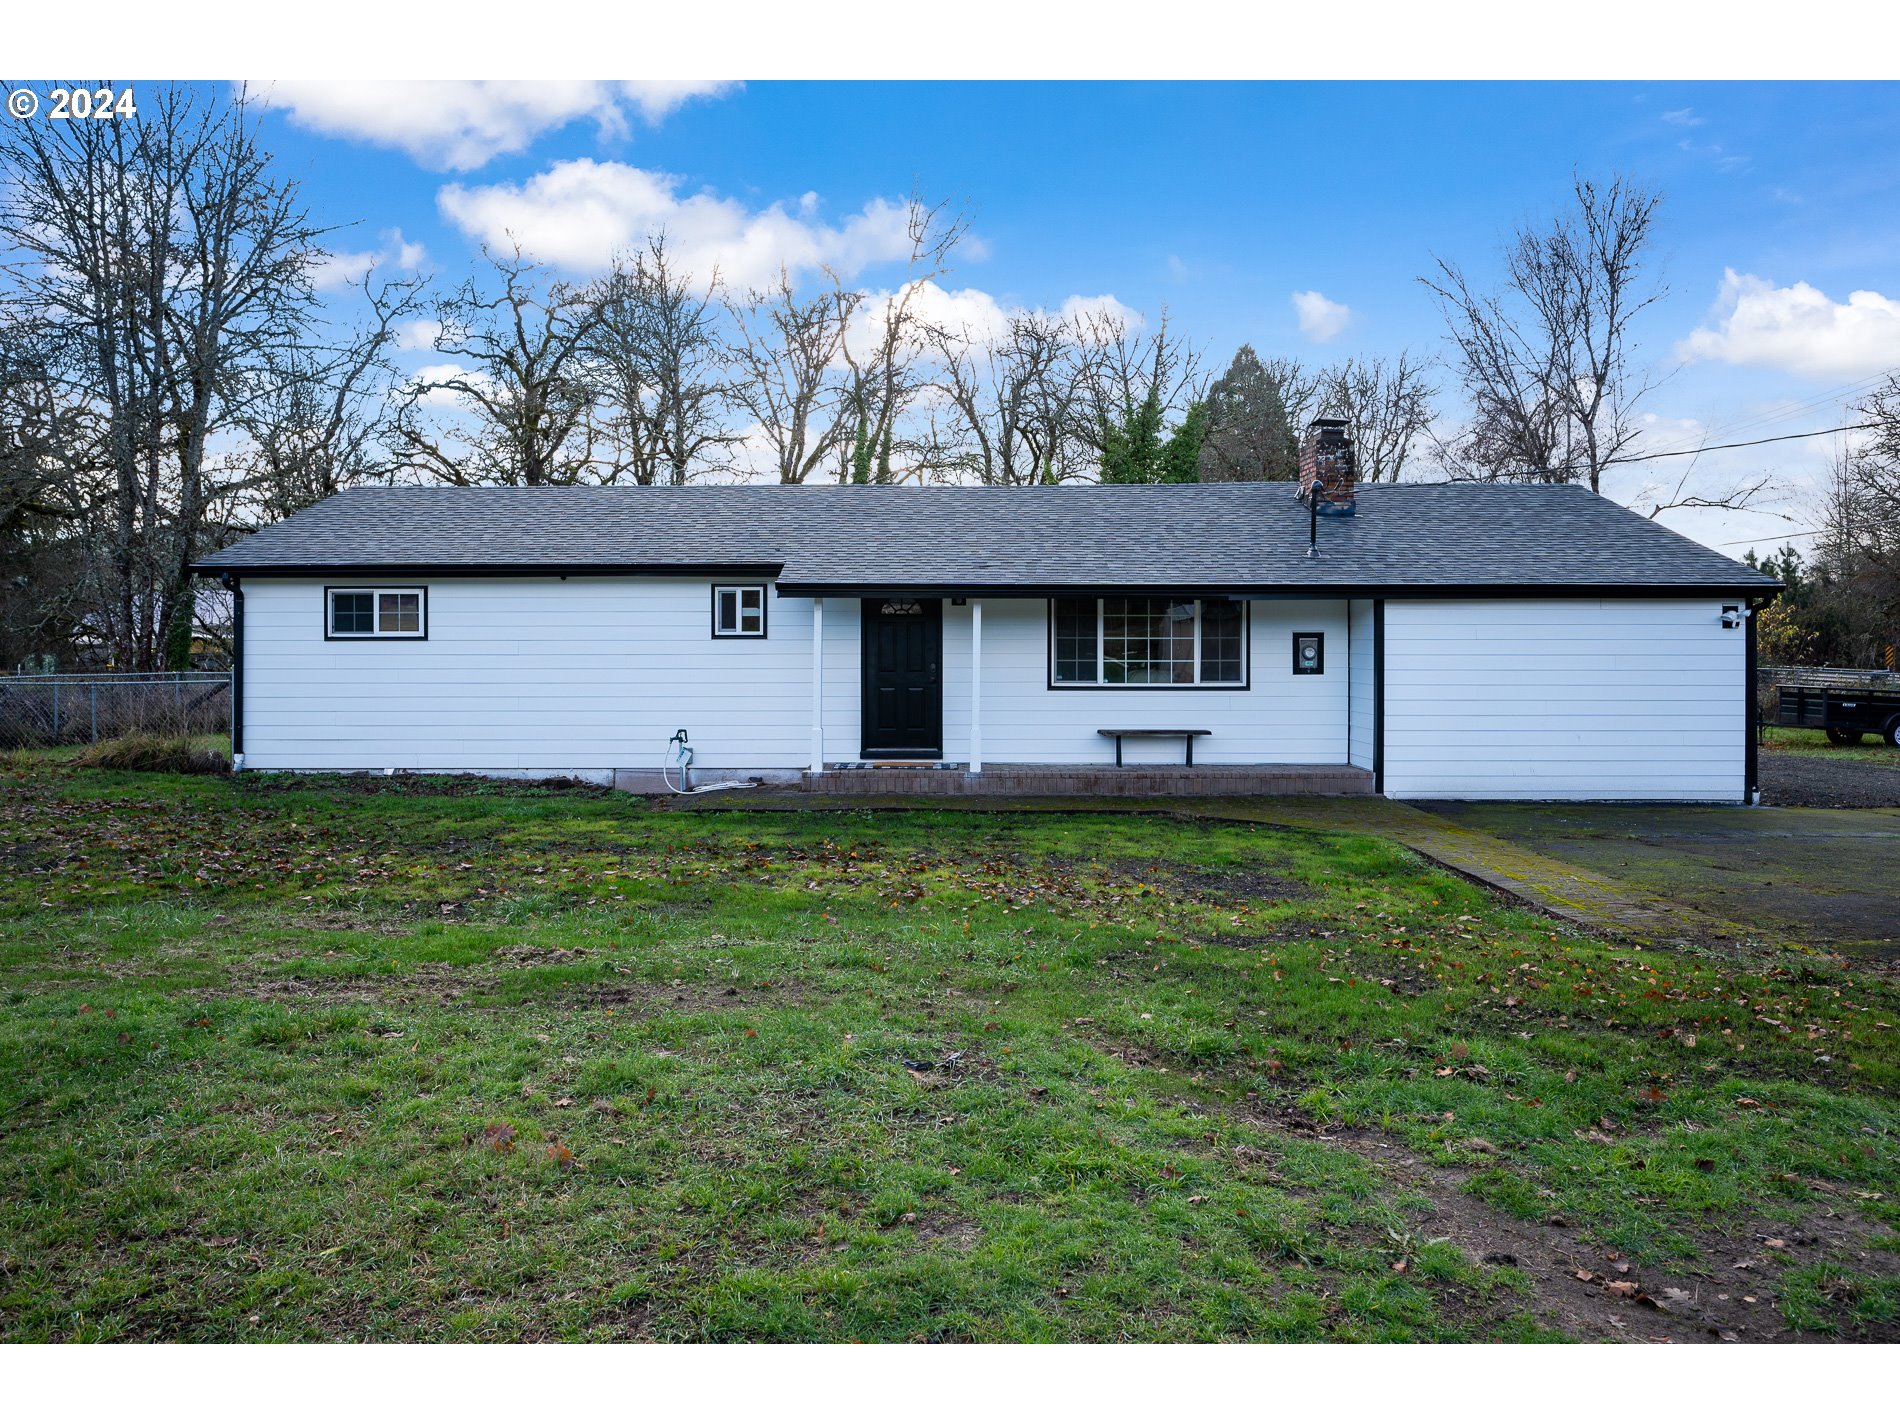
[482, 1123, 516, 1153]
[1606, 1280, 1639, 1299]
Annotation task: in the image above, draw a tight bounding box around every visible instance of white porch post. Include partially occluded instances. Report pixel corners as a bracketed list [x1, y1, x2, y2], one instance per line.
[969, 598, 983, 774]
[810, 596, 825, 774]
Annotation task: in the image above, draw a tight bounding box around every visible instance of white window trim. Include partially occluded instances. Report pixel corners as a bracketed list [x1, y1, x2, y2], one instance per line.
[1049, 596, 1248, 688]
[326, 586, 427, 640]
[712, 583, 769, 639]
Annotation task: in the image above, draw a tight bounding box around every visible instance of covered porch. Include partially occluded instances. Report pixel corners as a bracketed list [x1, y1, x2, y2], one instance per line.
[794, 589, 1380, 794]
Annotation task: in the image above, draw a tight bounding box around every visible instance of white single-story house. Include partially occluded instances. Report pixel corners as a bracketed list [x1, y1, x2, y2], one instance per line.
[194, 425, 1780, 802]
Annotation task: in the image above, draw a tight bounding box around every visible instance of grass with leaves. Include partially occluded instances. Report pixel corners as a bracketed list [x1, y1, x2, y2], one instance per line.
[1, 763, 1896, 1342]
[1760, 726, 1899, 762]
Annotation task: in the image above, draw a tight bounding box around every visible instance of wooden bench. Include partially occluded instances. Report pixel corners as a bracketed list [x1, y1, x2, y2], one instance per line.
[1098, 728, 1212, 767]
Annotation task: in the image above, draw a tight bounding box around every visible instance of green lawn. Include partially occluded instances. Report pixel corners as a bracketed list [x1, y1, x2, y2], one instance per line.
[1761, 725, 1899, 761]
[2, 763, 1897, 1342]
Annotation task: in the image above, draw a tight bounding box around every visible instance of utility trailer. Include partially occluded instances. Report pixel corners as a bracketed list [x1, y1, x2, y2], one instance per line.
[1775, 677, 1900, 746]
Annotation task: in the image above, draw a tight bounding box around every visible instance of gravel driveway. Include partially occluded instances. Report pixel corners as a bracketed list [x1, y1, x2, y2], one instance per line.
[1759, 751, 1900, 808]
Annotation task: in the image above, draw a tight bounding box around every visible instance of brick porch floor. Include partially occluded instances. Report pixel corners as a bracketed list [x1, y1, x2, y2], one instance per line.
[797, 763, 1374, 796]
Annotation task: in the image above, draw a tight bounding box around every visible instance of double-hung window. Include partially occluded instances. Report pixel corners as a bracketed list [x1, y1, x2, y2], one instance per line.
[1050, 596, 1246, 687]
[327, 587, 426, 639]
[712, 584, 768, 638]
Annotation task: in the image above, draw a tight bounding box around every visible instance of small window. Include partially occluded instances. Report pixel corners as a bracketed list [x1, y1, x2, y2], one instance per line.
[712, 584, 767, 638]
[328, 587, 426, 639]
[1292, 631, 1324, 675]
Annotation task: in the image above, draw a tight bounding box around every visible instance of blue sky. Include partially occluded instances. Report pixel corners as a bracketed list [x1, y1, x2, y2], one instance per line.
[246, 80, 1900, 553]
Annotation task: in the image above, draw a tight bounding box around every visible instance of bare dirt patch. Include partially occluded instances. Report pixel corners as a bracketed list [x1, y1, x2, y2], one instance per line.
[1105, 857, 1312, 909]
[1101, 1040, 1899, 1342]
[1240, 1097, 1900, 1342]
[913, 1217, 984, 1252]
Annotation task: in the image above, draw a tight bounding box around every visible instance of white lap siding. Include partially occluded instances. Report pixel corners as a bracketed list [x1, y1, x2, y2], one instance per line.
[1346, 599, 1376, 771]
[242, 577, 841, 776]
[942, 597, 1348, 766]
[1379, 598, 1746, 801]
[241, 581, 1353, 773]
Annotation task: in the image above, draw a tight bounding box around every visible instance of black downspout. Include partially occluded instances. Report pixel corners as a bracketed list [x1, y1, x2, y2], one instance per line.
[1745, 598, 1758, 805]
[1372, 598, 1385, 796]
[221, 574, 243, 761]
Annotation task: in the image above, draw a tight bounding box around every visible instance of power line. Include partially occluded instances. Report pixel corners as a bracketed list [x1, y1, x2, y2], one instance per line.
[1715, 529, 1819, 547]
[1606, 421, 1876, 466]
[1498, 420, 1877, 480]
[1697, 374, 1891, 445]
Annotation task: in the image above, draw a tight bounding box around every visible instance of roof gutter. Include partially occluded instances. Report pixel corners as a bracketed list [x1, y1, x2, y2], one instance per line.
[772, 580, 1786, 601]
[190, 561, 787, 580]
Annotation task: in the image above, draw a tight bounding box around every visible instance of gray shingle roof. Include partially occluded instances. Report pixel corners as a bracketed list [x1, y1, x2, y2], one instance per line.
[194, 482, 1780, 595]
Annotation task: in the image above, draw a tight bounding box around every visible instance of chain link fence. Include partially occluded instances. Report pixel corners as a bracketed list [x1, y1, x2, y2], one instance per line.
[0, 672, 232, 750]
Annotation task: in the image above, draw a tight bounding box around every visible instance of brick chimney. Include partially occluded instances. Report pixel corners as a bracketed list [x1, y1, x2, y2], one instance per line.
[1298, 418, 1357, 515]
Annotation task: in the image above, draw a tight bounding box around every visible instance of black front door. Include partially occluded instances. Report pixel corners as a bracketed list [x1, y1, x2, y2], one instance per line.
[861, 598, 943, 758]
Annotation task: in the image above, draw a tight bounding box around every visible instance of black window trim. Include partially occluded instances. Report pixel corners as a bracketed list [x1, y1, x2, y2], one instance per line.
[711, 582, 769, 639]
[1045, 596, 1251, 691]
[324, 585, 428, 641]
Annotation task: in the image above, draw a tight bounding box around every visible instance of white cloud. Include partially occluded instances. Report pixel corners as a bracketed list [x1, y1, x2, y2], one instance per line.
[253, 81, 732, 171]
[1661, 107, 1705, 126]
[1291, 289, 1352, 343]
[842, 283, 1145, 366]
[408, 362, 490, 408]
[312, 227, 427, 292]
[394, 318, 443, 352]
[438, 159, 925, 288]
[1678, 269, 1900, 379]
[847, 281, 1013, 355]
[1059, 293, 1143, 335]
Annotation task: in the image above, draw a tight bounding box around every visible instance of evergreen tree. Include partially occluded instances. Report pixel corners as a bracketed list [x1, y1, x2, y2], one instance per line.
[849, 411, 872, 484]
[1100, 388, 1168, 483]
[1161, 400, 1209, 484]
[1198, 344, 1299, 482]
[1100, 389, 1207, 485]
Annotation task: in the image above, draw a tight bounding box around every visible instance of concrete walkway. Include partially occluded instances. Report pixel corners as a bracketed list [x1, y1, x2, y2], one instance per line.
[678, 787, 1733, 945]
[1190, 797, 1740, 945]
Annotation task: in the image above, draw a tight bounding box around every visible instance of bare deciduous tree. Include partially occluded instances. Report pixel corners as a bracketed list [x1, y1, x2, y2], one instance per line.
[239, 273, 426, 521]
[1069, 308, 1203, 467]
[589, 237, 739, 486]
[724, 270, 858, 485]
[1422, 174, 1664, 493]
[930, 310, 1083, 484]
[394, 248, 605, 487]
[835, 197, 969, 483]
[0, 81, 327, 668]
[1315, 351, 1438, 482]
